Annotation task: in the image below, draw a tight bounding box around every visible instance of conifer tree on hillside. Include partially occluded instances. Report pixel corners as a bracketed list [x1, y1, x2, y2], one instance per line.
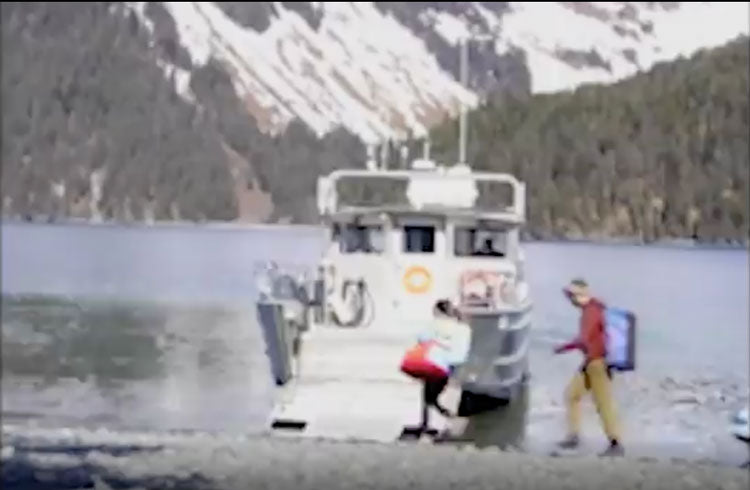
[1, 2, 746, 243]
[429, 36, 749, 244]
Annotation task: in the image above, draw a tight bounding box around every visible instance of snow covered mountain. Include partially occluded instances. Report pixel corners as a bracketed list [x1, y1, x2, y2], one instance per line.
[96, 2, 750, 144]
[3, 2, 747, 233]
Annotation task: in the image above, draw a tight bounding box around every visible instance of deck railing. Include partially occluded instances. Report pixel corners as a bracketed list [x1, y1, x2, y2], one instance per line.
[317, 169, 526, 223]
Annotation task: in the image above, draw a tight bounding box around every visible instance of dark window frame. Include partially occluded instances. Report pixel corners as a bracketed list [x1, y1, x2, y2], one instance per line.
[335, 223, 384, 254]
[403, 225, 435, 254]
[453, 226, 509, 258]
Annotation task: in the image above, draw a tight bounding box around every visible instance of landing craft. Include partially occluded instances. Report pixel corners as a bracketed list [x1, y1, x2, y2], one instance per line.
[255, 158, 532, 443]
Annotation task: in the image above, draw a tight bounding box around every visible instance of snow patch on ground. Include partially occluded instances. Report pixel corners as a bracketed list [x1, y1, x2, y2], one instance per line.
[432, 10, 473, 46]
[126, 2, 198, 103]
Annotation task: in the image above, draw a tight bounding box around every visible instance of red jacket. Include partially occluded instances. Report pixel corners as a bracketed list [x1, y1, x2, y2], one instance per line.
[557, 298, 607, 363]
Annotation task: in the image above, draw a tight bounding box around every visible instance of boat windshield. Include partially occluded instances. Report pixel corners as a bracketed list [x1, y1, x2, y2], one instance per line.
[454, 226, 508, 258]
[333, 223, 384, 254]
[403, 225, 435, 254]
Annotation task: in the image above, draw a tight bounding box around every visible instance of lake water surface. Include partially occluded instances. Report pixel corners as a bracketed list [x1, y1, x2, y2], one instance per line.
[2, 221, 748, 463]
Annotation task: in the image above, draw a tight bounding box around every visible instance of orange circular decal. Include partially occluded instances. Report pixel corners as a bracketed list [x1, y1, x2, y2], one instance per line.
[403, 266, 432, 294]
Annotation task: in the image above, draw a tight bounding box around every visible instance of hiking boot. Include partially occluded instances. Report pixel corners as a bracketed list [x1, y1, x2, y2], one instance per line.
[599, 441, 624, 457]
[556, 434, 580, 450]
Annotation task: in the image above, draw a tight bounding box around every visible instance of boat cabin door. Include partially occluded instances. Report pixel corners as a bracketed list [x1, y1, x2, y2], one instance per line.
[392, 219, 446, 329]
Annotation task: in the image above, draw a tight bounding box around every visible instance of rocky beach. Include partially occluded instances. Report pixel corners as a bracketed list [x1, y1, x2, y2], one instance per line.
[3, 425, 749, 490]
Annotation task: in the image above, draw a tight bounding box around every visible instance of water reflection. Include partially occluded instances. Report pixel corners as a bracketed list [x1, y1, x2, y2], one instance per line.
[2, 297, 165, 385]
[1, 295, 273, 433]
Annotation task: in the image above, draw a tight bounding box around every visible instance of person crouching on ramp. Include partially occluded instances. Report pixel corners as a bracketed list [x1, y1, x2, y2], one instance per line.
[400, 299, 471, 436]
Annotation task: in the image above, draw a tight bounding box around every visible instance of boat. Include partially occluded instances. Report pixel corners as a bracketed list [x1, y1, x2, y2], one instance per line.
[255, 157, 533, 443]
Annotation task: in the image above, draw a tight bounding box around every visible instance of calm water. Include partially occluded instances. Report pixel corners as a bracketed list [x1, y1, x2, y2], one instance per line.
[2, 221, 748, 461]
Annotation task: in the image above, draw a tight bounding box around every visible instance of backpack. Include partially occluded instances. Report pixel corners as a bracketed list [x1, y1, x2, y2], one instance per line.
[604, 308, 636, 372]
[400, 340, 451, 381]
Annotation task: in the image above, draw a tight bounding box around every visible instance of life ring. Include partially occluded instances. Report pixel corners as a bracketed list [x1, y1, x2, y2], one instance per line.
[403, 266, 432, 294]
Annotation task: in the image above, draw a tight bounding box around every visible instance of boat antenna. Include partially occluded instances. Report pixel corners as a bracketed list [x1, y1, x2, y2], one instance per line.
[457, 34, 492, 167]
[459, 36, 468, 166]
[380, 140, 390, 171]
[400, 144, 409, 169]
[366, 144, 377, 171]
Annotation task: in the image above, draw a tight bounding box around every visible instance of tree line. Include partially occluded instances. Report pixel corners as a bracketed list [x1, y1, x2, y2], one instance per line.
[2, 2, 746, 245]
[1, 2, 366, 225]
[428, 36, 749, 244]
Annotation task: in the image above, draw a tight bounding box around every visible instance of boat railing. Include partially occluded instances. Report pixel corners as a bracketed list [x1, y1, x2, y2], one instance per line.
[254, 261, 314, 303]
[317, 169, 526, 222]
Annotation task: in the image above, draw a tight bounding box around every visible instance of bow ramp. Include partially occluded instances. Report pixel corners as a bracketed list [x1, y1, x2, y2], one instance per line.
[270, 321, 461, 441]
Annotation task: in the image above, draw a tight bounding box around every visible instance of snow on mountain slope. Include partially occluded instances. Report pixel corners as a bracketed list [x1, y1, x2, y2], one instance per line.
[129, 1, 476, 144]
[127, 2, 749, 143]
[493, 2, 750, 93]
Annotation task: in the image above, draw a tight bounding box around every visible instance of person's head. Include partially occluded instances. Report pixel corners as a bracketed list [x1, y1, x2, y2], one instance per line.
[563, 278, 591, 308]
[433, 299, 454, 318]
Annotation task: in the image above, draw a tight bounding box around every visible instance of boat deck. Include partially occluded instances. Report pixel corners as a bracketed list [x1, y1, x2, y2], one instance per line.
[269, 324, 461, 442]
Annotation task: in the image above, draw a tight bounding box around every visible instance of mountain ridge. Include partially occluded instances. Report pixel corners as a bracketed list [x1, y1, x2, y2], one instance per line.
[1, 2, 748, 244]
[126, 1, 749, 143]
[428, 35, 749, 244]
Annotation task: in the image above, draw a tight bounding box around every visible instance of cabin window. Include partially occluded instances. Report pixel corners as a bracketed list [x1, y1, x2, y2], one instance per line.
[403, 225, 435, 253]
[334, 223, 383, 254]
[454, 227, 508, 257]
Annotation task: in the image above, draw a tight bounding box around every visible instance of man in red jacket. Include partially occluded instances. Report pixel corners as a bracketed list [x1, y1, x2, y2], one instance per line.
[554, 278, 624, 457]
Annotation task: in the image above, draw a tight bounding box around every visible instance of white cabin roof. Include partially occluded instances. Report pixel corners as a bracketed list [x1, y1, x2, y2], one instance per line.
[317, 167, 527, 224]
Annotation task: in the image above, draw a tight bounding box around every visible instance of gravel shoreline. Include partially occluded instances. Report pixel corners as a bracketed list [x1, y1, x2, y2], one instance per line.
[3, 426, 748, 490]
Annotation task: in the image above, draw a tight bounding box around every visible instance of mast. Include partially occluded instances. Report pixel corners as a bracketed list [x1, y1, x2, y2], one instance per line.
[459, 37, 468, 166]
[457, 34, 492, 167]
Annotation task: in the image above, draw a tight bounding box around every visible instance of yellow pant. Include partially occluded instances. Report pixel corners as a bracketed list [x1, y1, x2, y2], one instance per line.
[565, 358, 620, 441]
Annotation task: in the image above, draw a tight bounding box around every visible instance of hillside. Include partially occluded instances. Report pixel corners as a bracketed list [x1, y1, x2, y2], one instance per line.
[1, 3, 748, 244]
[1, 2, 367, 224]
[124, 1, 750, 142]
[429, 36, 749, 244]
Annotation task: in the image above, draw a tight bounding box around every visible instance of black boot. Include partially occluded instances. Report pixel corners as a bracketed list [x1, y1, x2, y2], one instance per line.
[599, 439, 624, 457]
[557, 434, 580, 450]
